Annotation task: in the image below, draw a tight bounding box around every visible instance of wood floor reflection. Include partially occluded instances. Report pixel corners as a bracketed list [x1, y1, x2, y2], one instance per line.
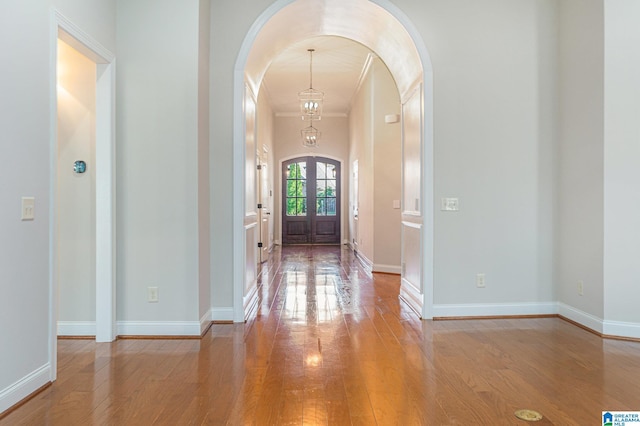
[3, 245, 640, 425]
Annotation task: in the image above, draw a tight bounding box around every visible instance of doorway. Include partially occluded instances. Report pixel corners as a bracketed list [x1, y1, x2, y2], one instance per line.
[282, 156, 340, 245]
[51, 11, 116, 366]
[56, 38, 96, 337]
[233, 0, 434, 321]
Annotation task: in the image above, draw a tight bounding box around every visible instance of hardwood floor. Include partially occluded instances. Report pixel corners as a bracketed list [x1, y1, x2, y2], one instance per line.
[3, 245, 640, 425]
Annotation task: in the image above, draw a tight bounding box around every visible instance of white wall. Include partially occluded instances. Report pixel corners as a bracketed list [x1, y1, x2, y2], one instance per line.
[0, 0, 116, 414]
[57, 39, 97, 327]
[0, 2, 53, 413]
[348, 57, 402, 271]
[349, 68, 374, 262]
[603, 0, 640, 327]
[116, 0, 200, 327]
[274, 116, 350, 245]
[397, 0, 559, 309]
[557, 0, 605, 320]
[372, 58, 402, 271]
[209, 0, 273, 313]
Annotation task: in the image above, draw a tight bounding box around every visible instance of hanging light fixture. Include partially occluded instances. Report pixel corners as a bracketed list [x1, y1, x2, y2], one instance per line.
[298, 48, 323, 120]
[301, 117, 320, 148]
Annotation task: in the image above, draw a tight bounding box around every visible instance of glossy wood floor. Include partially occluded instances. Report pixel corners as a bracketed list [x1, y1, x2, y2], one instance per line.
[3, 246, 640, 425]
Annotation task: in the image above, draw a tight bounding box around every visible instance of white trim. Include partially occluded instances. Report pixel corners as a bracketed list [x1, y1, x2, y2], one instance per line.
[348, 53, 376, 112]
[355, 251, 373, 271]
[94, 60, 117, 343]
[57, 321, 96, 336]
[0, 363, 50, 414]
[603, 319, 640, 340]
[211, 307, 235, 322]
[400, 277, 424, 317]
[429, 302, 640, 340]
[558, 303, 604, 334]
[200, 309, 212, 334]
[117, 321, 201, 337]
[433, 302, 558, 318]
[373, 264, 401, 274]
[55, 14, 113, 63]
[244, 281, 259, 321]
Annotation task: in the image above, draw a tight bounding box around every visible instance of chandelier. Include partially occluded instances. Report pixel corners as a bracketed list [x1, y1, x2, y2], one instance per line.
[301, 117, 320, 148]
[298, 48, 323, 120]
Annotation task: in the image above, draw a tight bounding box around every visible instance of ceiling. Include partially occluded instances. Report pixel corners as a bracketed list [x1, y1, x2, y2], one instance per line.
[261, 36, 376, 117]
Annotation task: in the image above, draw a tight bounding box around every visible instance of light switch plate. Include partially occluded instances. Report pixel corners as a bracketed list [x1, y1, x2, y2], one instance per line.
[148, 287, 159, 302]
[393, 200, 400, 209]
[21, 197, 35, 220]
[441, 197, 459, 211]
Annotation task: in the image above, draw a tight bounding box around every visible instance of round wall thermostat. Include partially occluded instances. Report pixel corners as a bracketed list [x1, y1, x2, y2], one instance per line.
[74, 160, 87, 174]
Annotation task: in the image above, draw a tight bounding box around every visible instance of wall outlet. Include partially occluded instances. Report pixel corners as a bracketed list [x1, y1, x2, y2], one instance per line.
[148, 286, 159, 302]
[476, 273, 486, 288]
[577, 280, 584, 296]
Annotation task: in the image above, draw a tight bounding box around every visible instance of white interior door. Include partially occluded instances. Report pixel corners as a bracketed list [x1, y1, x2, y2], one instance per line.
[258, 159, 270, 262]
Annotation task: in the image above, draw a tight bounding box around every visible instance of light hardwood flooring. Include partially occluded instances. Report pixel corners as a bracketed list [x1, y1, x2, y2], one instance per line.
[2, 245, 640, 425]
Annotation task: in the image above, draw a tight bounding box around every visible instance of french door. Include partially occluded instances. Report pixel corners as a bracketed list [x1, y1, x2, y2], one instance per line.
[282, 157, 340, 245]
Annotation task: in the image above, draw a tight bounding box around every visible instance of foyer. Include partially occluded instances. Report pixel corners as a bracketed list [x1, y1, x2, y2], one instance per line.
[3, 246, 640, 425]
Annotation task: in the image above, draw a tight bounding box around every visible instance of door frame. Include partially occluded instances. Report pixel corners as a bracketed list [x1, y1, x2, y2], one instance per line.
[50, 10, 116, 379]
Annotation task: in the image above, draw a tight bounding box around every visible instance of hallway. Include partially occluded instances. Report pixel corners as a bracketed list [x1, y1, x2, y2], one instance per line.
[3, 245, 640, 425]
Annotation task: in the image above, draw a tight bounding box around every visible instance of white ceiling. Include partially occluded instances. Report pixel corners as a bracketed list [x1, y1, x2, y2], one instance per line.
[261, 36, 376, 117]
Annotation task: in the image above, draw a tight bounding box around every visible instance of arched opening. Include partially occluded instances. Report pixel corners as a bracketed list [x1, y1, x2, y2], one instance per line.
[233, 0, 434, 322]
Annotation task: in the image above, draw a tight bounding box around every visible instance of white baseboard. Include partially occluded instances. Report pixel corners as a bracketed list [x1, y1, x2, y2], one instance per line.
[0, 363, 50, 414]
[557, 303, 604, 334]
[603, 319, 640, 340]
[200, 309, 212, 334]
[373, 264, 401, 274]
[117, 321, 201, 336]
[244, 283, 259, 321]
[355, 251, 373, 271]
[211, 307, 234, 322]
[433, 302, 640, 340]
[433, 302, 558, 318]
[400, 278, 424, 317]
[57, 321, 96, 336]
